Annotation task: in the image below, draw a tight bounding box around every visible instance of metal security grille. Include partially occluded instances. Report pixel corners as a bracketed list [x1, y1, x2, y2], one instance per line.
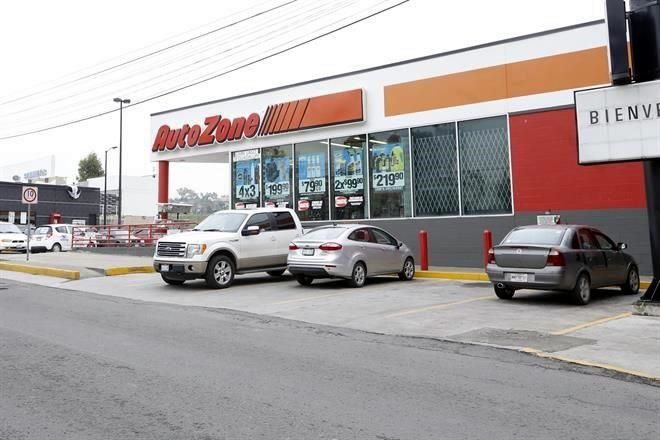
[157, 242, 186, 258]
[412, 132, 459, 216]
[459, 117, 512, 215]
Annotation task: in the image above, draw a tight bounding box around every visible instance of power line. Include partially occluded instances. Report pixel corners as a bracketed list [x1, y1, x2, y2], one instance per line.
[0, 0, 409, 141]
[0, 0, 296, 107]
[0, 0, 344, 123]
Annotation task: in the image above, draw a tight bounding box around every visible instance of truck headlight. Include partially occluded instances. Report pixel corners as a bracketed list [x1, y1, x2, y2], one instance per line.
[186, 243, 207, 258]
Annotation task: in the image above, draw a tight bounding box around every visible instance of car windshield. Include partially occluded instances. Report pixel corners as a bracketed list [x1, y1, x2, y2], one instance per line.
[503, 228, 566, 245]
[195, 212, 248, 232]
[35, 227, 51, 235]
[0, 224, 21, 234]
[302, 227, 348, 240]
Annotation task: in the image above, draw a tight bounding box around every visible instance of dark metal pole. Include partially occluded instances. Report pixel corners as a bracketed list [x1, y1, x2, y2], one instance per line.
[640, 159, 660, 302]
[104, 149, 108, 226]
[117, 101, 123, 225]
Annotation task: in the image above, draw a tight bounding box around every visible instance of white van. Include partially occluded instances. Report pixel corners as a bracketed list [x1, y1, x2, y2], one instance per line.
[30, 224, 73, 252]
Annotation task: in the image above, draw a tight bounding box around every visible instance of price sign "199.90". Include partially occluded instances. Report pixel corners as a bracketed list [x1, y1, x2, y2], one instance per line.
[372, 171, 404, 191]
[265, 182, 290, 197]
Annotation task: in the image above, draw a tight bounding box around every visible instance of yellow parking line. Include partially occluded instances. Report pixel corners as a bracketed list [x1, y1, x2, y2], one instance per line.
[273, 292, 354, 305]
[384, 295, 492, 319]
[551, 312, 632, 336]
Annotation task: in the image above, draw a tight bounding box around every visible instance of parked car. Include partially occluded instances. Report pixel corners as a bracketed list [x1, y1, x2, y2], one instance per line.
[30, 224, 74, 252]
[153, 208, 303, 288]
[0, 222, 27, 252]
[287, 224, 415, 287]
[486, 225, 640, 305]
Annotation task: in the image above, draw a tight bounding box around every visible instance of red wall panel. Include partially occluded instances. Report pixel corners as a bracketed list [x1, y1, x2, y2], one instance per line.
[509, 108, 646, 212]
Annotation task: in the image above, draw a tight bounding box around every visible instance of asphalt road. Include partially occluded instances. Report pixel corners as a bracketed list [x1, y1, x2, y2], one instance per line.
[0, 280, 658, 440]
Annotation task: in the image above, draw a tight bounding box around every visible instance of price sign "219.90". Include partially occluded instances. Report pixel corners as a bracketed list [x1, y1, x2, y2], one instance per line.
[372, 171, 404, 191]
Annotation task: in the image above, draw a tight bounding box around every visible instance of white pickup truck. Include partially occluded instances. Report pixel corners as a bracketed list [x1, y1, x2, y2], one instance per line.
[153, 208, 303, 288]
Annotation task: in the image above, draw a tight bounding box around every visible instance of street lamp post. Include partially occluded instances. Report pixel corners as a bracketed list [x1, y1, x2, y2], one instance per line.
[103, 146, 118, 225]
[113, 97, 130, 225]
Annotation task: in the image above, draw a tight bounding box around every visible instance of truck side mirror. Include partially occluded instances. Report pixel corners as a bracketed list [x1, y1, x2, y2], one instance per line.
[242, 225, 260, 236]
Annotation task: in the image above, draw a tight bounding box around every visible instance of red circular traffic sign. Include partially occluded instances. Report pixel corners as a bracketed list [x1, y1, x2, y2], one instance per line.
[22, 186, 38, 204]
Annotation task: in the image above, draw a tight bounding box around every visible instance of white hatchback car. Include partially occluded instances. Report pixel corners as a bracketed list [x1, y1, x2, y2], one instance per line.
[30, 224, 74, 252]
[0, 222, 27, 252]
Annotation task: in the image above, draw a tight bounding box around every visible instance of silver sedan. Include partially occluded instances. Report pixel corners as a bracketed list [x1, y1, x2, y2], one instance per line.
[287, 224, 415, 287]
[486, 225, 640, 305]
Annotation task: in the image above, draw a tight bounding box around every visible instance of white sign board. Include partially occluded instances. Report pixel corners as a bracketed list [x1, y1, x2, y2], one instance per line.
[575, 79, 660, 164]
[21, 186, 39, 204]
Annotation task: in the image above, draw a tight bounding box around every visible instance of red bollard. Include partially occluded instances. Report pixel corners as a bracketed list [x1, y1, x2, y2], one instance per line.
[483, 229, 493, 268]
[419, 230, 429, 271]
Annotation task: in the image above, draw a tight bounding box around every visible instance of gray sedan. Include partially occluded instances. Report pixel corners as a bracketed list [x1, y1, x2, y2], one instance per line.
[287, 225, 415, 287]
[486, 225, 640, 305]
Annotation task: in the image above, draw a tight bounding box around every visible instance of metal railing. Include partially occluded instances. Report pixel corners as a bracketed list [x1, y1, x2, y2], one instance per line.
[72, 222, 196, 248]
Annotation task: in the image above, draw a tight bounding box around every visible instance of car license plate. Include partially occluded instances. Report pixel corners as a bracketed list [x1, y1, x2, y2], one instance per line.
[302, 248, 315, 256]
[509, 273, 528, 282]
[161, 264, 170, 272]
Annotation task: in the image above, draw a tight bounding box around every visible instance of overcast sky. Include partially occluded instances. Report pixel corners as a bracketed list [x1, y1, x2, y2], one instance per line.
[0, 0, 605, 196]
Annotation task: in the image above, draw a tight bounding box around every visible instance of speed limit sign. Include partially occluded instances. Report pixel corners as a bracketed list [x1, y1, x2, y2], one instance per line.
[21, 186, 38, 204]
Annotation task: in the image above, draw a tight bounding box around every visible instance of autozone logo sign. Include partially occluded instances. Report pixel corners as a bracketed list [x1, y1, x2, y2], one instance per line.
[152, 89, 363, 152]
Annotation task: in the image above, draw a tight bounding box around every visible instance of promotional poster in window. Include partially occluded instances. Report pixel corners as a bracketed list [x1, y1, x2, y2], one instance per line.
[332, 147, 364, 194]
[297, 152, 326, 195]
[371, 143, 405, 192]
[263, 151, 291, 207]
[233, 150, 260, 207]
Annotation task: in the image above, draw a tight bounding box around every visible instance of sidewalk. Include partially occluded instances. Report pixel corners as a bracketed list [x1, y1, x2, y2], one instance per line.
[0, 251, 154, 278]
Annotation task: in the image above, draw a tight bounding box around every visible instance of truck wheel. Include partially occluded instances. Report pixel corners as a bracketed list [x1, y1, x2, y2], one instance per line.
[295, 275, 314, 286]
[348, 262, 367, 288]
[161, 274, 184, 286]
[620, 266, 640, 295]
[267, 269, 286, 277]
[206, 255, 235, 289]
[571, 273, 591, 305]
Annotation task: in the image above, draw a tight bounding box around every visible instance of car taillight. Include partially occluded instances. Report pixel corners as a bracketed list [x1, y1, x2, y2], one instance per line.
[288, 243, 298, 250]
[319, 242, 342, 251]
[487, 248, 496, 264]
[546, 249, 565, 266]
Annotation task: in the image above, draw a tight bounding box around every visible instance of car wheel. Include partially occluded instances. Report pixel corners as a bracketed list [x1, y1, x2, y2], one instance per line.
[51, 243, 62, 252]
[494, 284, 515, 300]
[620, 266, 640, 295]
[348, 262, 367, 288]
[398, 257, 415, 281]
[571, 273, 591, 305]
[205, 255, 235, 289]
[267, 269, 286, 277]
[295, 275, 314, 286]
[161, 274, 185, 286]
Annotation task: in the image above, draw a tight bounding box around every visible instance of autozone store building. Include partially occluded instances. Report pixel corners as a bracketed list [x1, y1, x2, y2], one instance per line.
[150, 20, 651, 273]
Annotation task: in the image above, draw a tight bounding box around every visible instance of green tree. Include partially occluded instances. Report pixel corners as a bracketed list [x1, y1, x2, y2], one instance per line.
[77, 152, 105, 181]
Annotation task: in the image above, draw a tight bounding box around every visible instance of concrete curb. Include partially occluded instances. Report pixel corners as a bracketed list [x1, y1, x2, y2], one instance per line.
[0, 262, 80, 280]
[416, 270, 652, 289]
[104, 266, 156, 276]
[519, 347, 660, 383]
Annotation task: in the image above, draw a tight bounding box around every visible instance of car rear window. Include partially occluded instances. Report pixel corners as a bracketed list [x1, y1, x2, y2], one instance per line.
[35, 226, 51, 234]
[303, 227, 347, 240]
[503, 228, 565, 245]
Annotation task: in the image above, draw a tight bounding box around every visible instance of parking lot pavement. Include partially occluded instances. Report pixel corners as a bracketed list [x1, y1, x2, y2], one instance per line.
[1, 268, 656, 379]
[0, 251, 152, 277]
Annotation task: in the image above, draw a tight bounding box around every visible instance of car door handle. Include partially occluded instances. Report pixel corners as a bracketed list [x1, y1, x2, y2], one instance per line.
[271, 236, 277, 241]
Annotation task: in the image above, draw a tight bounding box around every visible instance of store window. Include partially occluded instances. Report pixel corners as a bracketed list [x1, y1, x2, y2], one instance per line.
[294, 140, 329, 221]
[330, 134, 367, 220]
[368, 129, 411, 218]
[231, 149, 261, 209]
[262, 145, 293, 209]
[411, 123, 459, 216]
[458, 116, 512, 215]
